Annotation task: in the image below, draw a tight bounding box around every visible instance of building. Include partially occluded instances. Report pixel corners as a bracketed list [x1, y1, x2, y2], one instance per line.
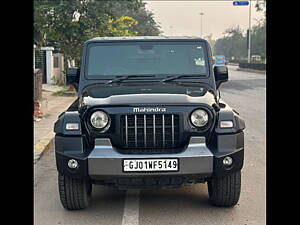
[34, 46, 65, 85]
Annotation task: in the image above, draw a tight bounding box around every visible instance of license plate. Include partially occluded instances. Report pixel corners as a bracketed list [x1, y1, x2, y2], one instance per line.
[123, 159, 179, 172]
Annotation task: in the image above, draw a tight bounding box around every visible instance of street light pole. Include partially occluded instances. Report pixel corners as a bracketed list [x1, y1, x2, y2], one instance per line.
[34, 44, 36, 70]
[247, 1, 252, 63]
[200, 12, 204, 38]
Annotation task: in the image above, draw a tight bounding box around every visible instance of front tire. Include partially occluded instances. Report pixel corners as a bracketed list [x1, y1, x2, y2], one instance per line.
[58, 174, 92, 210]
[207, 170, 241, 207]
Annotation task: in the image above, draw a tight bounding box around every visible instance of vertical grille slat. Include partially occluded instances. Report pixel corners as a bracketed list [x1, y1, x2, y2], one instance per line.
[125, 115, 128, 147]
[171, 114, 175, 147]
[134, 115, 137, 147]
[121, 113, 180, 152]
[153, 115, 156, 147]
[162, 114, 165, 147]
[144, 115, 147, 147]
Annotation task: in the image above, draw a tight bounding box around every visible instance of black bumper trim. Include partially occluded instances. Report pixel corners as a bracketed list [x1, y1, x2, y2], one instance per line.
[212, 148, 244, 177]
[55, 152, 90, 180]
[91, 174, 211, 189]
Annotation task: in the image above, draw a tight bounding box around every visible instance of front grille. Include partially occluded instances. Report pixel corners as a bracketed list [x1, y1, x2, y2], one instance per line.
[120, 114, 180, 149]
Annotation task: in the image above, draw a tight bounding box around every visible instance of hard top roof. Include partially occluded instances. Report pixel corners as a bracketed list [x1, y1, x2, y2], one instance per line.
[85, 36, 206, 44]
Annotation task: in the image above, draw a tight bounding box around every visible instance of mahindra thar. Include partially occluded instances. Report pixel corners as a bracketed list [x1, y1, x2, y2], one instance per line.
[54, 36, 245, 210]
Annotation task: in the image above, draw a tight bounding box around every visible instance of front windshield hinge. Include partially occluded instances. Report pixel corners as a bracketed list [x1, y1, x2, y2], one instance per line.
[217, 89, 221, 104]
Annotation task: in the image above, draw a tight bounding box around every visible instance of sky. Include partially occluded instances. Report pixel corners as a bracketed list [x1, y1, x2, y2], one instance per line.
[144, 0, 265, 40]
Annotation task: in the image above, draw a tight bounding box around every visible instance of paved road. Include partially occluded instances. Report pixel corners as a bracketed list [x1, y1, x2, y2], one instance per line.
[34, 91, 76, 145]
[34, 66, 266, 225]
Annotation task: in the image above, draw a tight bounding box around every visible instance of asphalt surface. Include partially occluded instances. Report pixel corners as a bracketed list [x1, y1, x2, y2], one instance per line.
[34, 65, 266, 225]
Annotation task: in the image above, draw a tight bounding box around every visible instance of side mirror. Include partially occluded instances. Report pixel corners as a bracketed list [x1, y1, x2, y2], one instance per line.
[214, 66, 228, 89]
[66, 67, 80, 91]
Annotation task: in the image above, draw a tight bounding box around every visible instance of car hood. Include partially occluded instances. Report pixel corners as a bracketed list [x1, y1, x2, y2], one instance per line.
[81, 82, 217, 106]
[82, 91, 216, 107]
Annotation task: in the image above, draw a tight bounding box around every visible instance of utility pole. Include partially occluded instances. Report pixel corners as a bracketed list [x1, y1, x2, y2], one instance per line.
[199, 12, 204, 38]
[247, 1, 251, 63]
[169, 25, 173, 36]
[34, 44, 36, 70]
[233, 1, 251, 62]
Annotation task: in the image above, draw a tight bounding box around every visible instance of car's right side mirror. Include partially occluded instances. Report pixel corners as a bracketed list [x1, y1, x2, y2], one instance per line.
[66, 67, 80, 91]
[214, 66, 228, 89]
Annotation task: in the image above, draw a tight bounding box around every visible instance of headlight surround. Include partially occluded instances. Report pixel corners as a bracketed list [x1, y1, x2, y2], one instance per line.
[90, 110, 109, 129]
[190, 109, 209, 127]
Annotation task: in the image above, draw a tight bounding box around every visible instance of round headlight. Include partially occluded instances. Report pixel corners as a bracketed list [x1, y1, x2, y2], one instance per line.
[90, 111, 109, 129]
[190, 109, 209, 127]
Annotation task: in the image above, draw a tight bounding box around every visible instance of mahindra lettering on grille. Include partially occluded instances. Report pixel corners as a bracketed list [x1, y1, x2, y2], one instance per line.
[121, 114, 180, 149]
[133, 107, 167, 113]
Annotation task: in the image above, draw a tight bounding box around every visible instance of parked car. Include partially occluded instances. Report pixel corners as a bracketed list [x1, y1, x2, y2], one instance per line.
[54, 36, 245, 210]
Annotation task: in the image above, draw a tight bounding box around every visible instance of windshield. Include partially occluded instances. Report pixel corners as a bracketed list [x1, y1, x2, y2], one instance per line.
[85, 41, 209, 78]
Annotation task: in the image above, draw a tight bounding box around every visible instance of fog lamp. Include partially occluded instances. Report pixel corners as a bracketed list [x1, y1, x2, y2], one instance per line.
[68, 159, 79, 169]
[223, 156, 233, 166]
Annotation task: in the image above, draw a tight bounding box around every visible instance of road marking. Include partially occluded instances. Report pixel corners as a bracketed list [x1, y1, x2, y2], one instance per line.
[122, 190, 140, 225]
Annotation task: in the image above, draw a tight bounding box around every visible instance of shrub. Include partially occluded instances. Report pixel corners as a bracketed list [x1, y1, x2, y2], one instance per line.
[239, 62, 266, 71]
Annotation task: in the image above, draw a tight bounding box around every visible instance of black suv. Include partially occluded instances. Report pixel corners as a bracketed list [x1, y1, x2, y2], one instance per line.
[54, 36, 245, 210]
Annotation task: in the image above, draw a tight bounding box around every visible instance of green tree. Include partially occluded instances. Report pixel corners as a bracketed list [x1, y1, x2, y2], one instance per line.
[255, 0, 266, 17]
[34, 0, 161, 65]
[109, 0, 161, 36]
[213, 0, 266, 62]
[204, 34, 216, 54]
[34, 0, 61, 47]
[34, 0, 110, 65]
[250, 20, 266, 60]
[214, 26, 247, 60]
[254, 0, 266, 61]
[214, 20, 266, 63]
[107, 16, 139, 36]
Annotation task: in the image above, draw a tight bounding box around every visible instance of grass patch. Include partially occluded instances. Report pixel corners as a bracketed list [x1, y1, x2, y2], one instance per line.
[51, 88, 75, 96]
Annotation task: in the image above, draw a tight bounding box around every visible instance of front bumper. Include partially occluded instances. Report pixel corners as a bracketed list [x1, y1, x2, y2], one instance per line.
[88, 137, 213, 178]
[55, 133, 244, 182]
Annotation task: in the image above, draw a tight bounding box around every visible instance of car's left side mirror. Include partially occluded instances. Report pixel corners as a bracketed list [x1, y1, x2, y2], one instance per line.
[66, 67, 80, 91]
[214, 66, 228, 89]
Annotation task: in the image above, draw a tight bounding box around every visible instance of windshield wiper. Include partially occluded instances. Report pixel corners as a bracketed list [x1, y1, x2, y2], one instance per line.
[161, 74, 206, 82]
[105, 75, 156, 85]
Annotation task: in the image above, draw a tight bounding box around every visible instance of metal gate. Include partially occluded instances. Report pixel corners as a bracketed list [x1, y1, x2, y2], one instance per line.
[34, 50, 47, 83]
